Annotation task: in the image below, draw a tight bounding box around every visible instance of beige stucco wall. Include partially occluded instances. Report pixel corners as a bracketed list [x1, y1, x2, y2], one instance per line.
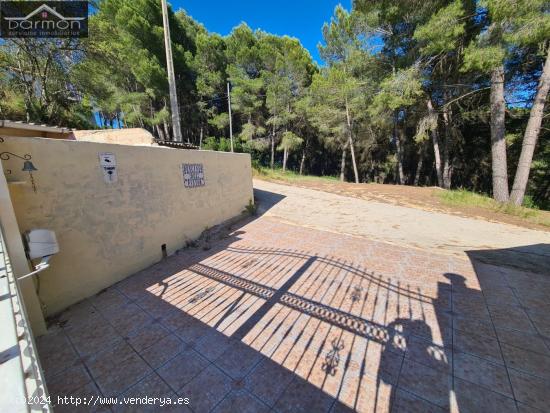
[1, 136, 253, 319]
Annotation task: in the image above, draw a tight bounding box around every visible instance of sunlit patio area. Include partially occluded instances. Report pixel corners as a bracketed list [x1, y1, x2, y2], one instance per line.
[37, 214, 550, 412]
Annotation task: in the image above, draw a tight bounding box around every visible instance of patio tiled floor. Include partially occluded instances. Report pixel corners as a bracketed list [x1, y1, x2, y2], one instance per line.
[37, 216, 550, 412]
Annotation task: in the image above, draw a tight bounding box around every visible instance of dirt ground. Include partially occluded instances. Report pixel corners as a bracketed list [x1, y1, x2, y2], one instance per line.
[254, 179, 550, 263]
[257, 177, 550, 232]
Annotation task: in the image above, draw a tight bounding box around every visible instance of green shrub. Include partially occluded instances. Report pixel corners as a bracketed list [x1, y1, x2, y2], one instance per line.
[437, 189, 549, 226]
[244, 199, 257, 215]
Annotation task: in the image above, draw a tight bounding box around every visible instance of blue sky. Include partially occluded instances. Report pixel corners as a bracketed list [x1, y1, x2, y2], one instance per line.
[171, 0, 353, 64]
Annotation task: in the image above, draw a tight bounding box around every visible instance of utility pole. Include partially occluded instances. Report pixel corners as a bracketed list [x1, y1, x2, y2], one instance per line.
[161, 0, 182, 142]
[227, 81, 234, 152]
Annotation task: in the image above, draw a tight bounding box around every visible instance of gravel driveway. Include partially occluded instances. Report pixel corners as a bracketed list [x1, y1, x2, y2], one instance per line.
[254, 179, 550, 261]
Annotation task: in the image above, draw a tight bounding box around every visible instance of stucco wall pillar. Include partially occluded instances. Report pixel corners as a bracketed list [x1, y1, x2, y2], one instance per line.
[0, 168, 47, 336]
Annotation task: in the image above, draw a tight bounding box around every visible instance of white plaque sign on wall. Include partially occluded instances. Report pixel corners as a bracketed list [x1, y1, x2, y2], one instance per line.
[99, 152, 118, 183]
[182, 163, 205, 188]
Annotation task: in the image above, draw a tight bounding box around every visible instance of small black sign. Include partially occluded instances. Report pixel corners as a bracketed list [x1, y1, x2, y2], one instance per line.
[182, 163, 205, 188]
[0, 1, 88, 38]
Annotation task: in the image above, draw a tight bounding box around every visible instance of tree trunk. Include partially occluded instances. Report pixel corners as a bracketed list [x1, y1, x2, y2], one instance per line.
[509, 48, 550, 206]
[156, 124, 165, 140]
[161, 0, 183, 142]
[427, 99, 444, 187]
[345, 97, 359, 183]
[414, 141, 427, 186]
[340, 140, 349, 182]
[133, 105, 144, 128]
[163, 121, 171, 141]
[441, 102, 453, 190]
[299, 148, 306, 175]
[395, 127, 405, 185]
[282, 147, 288, 172]
[199, 125, 203, 149]
[490, 65, 509, 202]
[349, 136, 359, 183]
[441, 135, 452, 190]
[270, 125, 275, 170]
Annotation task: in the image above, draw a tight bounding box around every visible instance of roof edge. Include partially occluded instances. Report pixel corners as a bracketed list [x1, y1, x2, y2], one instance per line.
[0, 120, 73, 134]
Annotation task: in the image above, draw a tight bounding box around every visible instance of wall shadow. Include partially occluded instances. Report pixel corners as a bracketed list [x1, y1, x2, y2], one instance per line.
[466, 243, 550, 276]
[253, 187, 286, 215]
[107, 225, 455, 412]
[46, 211, 550, 411]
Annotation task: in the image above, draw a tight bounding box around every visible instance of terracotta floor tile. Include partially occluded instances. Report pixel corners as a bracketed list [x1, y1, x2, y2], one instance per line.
[36, 327, 70, 354]
[211, 389, 270, 413]
[41, 217, 548, 411]
[516, 402, 545, 413]
[489, 305, 536, 333]
[274, 375, 335, 413]
[36, 330, 79, 379]
[331, 373, 393, 413]
[47, 363, 93, 397]
[160, 309, 196, 332]
[452, 299, 491, 321]
[453, 316, 496, 339]
[94, 352, 152, 397]
[279, 342, 319, 377]
[527, 311, 550, 337]
[501, 344, 550, 380]
[214, 339, 264, 379]
[451, 377, 517, 413]
[397, 359, 452, 409]
[156, 349, 209, 392]
[66, 319, 122, 357]
[508, 369, 550, 411]
[53, 382, 108, 413]
[121, 371, 173, 398]
[517, 293, 550, 316]
[328, 379, 361, 412]
[135, 294, 177, 319]
[101, 302, 153, 336]
[180, 364, 232, 413]
[194, 329, 233, 361]
[246, 357, 295, 407]
[496, 328, 550, 356]
[115, 279, 149, 302]
[453, 330, 504, 364]
[391, 388, 446, 413]
[139, 334, 184, 369]
[307, 337, 354, 397]
[125, 322, 170, 352]
[360, 340, 404, 385]
[84, 340, 137, 378]
[173, 317, 211, 344]
[405, 335, 451, 374]
[482, 288, 520, 306]
[419, 312, 452, 347]
[511, 278, 548, 294]
[452, 351, 512, 397]
[89, 288, 129, 310]
[57, 300, 99, 328]
[115, 373, 175, 412]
